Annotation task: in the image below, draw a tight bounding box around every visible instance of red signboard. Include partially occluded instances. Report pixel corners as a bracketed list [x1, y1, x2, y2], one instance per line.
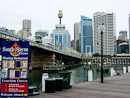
[1, 83, 28, 93]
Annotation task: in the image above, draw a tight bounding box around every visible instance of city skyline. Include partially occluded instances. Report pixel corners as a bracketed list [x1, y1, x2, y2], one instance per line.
[0, 0, 130, 40]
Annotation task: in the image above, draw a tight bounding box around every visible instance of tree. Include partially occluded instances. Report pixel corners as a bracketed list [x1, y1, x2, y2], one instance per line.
[113, 54, 117, 57]
[93, 53, 100, 57]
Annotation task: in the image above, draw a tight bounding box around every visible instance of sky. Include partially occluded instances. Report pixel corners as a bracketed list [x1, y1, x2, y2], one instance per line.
[0, 0, 130, 40]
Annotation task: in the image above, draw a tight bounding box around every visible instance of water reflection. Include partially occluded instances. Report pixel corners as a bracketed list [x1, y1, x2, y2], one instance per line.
[68, 66, 88, 85]
[29, 65, 127, 91]
[68, 66, 111, 85]
[29, 69, 42, 91]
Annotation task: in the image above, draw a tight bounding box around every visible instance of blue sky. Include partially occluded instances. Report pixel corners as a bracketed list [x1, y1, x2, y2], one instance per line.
[0, 0, 130, 40]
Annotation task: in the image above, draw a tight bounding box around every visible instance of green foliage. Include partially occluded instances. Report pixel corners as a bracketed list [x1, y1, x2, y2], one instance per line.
[113, 54, 117, 57]
[93, 53, 100, 57]
[82, 58, 89, 62]
[83, 59, 86, 62]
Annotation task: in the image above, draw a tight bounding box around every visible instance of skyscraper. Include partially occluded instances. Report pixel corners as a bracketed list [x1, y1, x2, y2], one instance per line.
[117, 33, 128, 54]
[79, 16, 93, 56]
[51, 10, 71, 51]
[118, 42, 129, 54]
[71, 40, 74, 49]
[93, 12, 116, 56]
[22, 19, 31, 36]
[129, 14, 130, 53]
[51, 24, 71, 51]
[119, 30, 127, 39]
[74, 22, 79, 52]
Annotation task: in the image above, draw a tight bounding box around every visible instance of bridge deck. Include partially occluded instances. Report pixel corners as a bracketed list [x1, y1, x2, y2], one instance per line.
[30, 72, 130, 98]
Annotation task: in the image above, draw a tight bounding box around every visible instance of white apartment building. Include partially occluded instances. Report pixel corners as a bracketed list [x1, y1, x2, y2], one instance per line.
[93, 12, 116, 56]
[17, 30, 28, 38]
[42, 36, 55, 46]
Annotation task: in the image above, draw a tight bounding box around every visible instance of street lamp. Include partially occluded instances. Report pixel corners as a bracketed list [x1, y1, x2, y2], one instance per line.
[98, 24, 106, 83]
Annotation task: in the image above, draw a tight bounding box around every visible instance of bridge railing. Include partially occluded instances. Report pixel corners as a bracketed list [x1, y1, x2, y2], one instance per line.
[0, 30, 81, 58]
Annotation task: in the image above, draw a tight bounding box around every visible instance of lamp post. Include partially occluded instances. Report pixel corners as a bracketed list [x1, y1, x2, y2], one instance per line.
[98, 24, 106, 83]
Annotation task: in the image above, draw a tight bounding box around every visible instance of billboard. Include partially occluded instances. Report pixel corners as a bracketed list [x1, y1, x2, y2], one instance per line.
[1, 41, 30, 97]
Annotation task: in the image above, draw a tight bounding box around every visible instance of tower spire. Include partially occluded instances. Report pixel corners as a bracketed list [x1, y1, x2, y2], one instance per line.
[58, 10, 63, 24]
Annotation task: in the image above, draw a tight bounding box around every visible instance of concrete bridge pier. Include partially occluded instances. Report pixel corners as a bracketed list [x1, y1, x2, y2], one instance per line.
[29, 46, 81, 68]
[52, 53, 55, 65]
[30, 48, 36, 57]
[30, 46, 56, 68]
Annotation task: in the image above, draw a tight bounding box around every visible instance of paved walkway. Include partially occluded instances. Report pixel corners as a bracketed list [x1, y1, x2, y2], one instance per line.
[30, 73, 130, 98]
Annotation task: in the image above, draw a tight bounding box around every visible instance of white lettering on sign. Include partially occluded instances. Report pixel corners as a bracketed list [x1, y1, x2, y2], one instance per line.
[2, 47, 28, 53]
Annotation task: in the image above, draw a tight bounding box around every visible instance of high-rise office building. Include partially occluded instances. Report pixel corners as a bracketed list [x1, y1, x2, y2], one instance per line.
[74, 22, 79, 52]
[51, 10, 71, 51]
[93, 12, 116, 56]
[71, 40, 74, 49]
[117, 31, 128, 54]
[22, 19, 31, 36]
[35, 30, 48, 37]
[51, 24, 71, 51]
[79, 16, 93, 56]
[118, 42, 129, 54]
[119, 30, 127, 39]
[129, 14, 130, 53]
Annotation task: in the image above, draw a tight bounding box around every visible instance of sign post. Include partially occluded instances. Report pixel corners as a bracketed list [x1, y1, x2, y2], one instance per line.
[1, 41, 30, 97]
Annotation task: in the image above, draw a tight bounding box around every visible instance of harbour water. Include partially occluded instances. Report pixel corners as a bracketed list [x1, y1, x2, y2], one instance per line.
[29, 69, 43, 91]
[68, 66, 110, 85]
[29, 65, 127, 91]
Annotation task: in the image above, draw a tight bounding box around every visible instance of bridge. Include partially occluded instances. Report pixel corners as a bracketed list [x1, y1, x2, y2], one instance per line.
[0, 30, 81, 68]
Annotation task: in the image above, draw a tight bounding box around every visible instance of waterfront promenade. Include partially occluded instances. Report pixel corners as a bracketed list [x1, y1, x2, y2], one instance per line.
[30, 72, 130, 98]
